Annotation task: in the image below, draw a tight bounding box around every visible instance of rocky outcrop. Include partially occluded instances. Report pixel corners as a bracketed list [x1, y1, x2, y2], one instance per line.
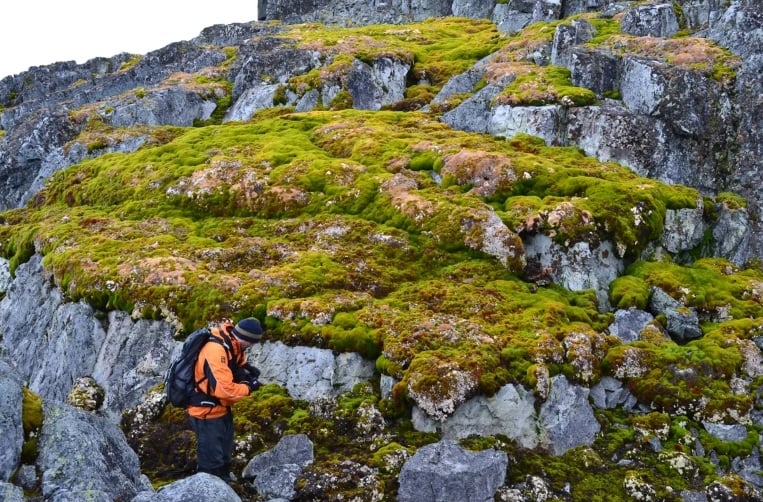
[412, 375, 600, 455]
[249, 340, 376, 401]
[261, 0, 453, 25]
[0, 255, 177, 421]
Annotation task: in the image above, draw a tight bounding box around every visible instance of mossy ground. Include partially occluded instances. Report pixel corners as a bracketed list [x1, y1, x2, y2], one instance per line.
[2, 14, 761, 500]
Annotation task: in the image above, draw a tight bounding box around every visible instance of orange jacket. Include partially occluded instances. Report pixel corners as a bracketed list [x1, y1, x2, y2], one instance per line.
[187, 323, 251, 419]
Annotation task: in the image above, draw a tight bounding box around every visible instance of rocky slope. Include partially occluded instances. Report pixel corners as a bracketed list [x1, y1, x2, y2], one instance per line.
[1, 1, 763, 500]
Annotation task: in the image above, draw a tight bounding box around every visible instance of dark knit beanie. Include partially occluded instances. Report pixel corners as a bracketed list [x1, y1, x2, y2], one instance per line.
[232, 317, 263, 343]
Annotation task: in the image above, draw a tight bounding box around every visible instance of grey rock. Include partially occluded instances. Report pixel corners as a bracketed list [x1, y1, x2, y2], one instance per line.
[681, 489, 709, 502]
[732, 448, 763, 488]
[0, 483, 24, 502]
[104, 87, 218, 127]
[295, 89, 320, 112]
[261, 0, 453, 25]
[649, 287, 703, 343]
[0, 255, 66, 384]
[0, 360, 24, 482]
[663, 202, 706, 254]
[254, 464, 303, 499]
[702, 421, 748, 442]
[0, 255, 176, 420]
[225, 84, 280, 122]
[488, 105, 562, 145]
[38, 401, 145, 501]
[230, 40, 320, 101]
[620, 57, 668, 117]
[569, 47, 621, 97]
[412, 383, 539, 449]
[621, 3, 681, 38]
[0, 258, 10, 296]
[0, 109, 79, 211]
[91, 311, 177, 422]
[380, 374, 397, 399]
[132, 472, 240, 501]
[28, 301, 107, 403]
[345, 57, 410, 110]
[191, 21, 275, 47]
[432, 67, 487, 105]
[14, 464, 38, 490]
[452, 0, 496, 20]
[709, 1, 763, 58]
[712, 204, 753, 266]
[248, 341, 375, 401]
[243, 434, 313, 499]
[441, 83, 504, 133]
[539, 375, 600, 455]
[608, 308, 655, 343]
[551, 20, 595, 68]
[567, 105, 666, 177]
[492, 2, 534, 34]
[523, 234, 624, 311]
[398, 439, 507, 502]
[533, 0, 562, 22]
[590, 375, 639, 410]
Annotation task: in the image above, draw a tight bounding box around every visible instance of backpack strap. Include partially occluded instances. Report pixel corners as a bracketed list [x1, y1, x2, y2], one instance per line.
[189, 333, 236, 407]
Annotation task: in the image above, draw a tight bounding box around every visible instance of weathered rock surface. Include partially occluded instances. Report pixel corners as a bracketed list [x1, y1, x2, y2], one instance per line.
[132, 473, 241, 502]
[38, 400, 149, 500]
[248, 340, 376, 401]
[412, 383, 539, 448]
[398, 439, 507, 502]
[261, 0, 453, 25]
[0, 360, 24, 482]
[0, 255, 176, 420]
[243, 434, 314, 499]
[608, 308, 655, 344]
[538, 375, 600, 455]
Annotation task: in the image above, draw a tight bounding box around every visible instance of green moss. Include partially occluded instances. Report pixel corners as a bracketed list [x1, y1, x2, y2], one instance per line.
[610, 275, 650, 310]
[494, 65, 597, 107]
[716, 191, 748, 210]
[21, 388, 43, 464]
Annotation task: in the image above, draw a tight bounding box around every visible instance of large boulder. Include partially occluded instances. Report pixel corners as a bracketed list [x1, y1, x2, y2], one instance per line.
[398, 439, 507, 502]
[37, 401, 149, 501]
[242, 434, 314, 500]
[132, 473, 240, 502]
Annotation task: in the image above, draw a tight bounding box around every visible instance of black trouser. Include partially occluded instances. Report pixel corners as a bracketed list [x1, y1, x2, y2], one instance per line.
[189, 410, 234, 479]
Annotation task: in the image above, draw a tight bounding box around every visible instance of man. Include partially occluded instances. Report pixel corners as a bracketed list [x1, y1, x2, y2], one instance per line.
[187, 317, 264, 481]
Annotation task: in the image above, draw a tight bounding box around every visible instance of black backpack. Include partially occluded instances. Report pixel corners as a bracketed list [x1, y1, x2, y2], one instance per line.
[164, 327, 232, 407]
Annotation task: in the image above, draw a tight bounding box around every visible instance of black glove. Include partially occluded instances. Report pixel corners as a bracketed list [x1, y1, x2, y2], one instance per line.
[245, 379, 261, 393]
[232, 367, 250, 383]
[243, 363, 261, 379]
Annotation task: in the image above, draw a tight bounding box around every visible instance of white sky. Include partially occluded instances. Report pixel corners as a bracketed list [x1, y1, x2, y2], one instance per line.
[1, 1, 259, 79]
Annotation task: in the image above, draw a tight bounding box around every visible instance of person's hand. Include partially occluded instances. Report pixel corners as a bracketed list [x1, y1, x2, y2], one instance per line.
[244, 363, 261, 379]
[245, 379, 261, 393]
[233, 367, 250, 383]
